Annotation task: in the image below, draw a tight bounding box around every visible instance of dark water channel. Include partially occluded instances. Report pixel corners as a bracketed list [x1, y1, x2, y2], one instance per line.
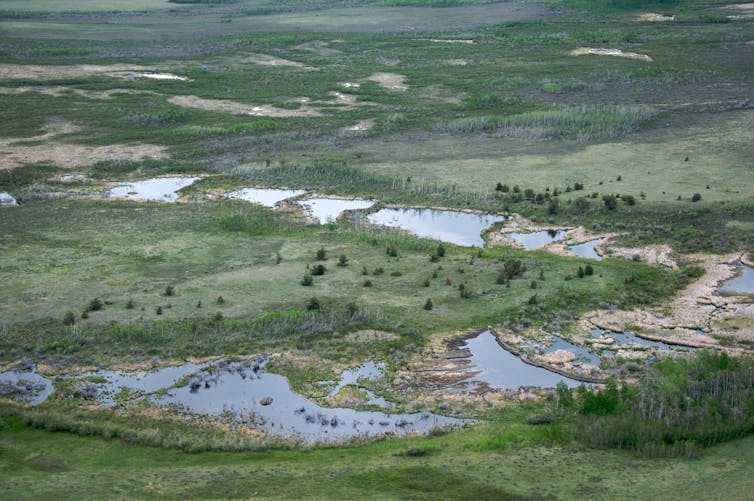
[462, 330, 584, 389]
[718, 263, 754, 297]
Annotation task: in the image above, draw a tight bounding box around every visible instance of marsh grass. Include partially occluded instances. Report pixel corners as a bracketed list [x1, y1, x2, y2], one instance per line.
[437, 105, 658, 141]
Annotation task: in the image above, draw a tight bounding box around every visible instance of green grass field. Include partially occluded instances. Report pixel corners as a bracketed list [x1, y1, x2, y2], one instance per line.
[1, 414, 753, 500]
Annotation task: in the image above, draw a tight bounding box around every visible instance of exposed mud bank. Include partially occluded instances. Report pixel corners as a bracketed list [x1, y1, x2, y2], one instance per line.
[580, 252, 754, 353]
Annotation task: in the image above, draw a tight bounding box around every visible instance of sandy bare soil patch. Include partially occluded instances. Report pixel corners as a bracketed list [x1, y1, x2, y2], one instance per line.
[582, 252, 754, 353]
[108, 71, 190, 81]
[0, 64, 154, 80]
[292, 40, 343, 56]
[345, 119, 375, 132]
[571, 47, 653, 62]
[328, 91, 358, 106]
[247, 53, 313, 69]
[0, 86, 154, 100]
[167, 95, 320, 117]
[727, 3, 754, 18]
[365, 72, 408, 91]
[414, 38, 476, 44]
[636, 12, 674, 21]
[601, 239, 677, 268]
[0, 120, 167, 170]
[339, 82, 360, 89]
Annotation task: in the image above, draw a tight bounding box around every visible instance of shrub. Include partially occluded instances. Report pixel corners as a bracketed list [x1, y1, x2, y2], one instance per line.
[423, 298, 433, 310]
[363, 279, 373, 287]
[496, 271, 507, 285]
[337, 254, 349, 267]
[436, 244, 445, 257]
[156, 306, 163, 315]
[621, 194, 636, 205]
[63, 311, 76, 326]
[345, 302, 359, 317]
[164, 286, 175, 296]
[602, 195, 618, 210]
[429, 253, 440, 263]
[126, 298, 135, 309]
[423, 279, 430, 287]
[307, 297, 321, 311]
[585, 264, 594, 276]
[316, 248, 327, 260]
[372, 267, 384, 276]
[503, 259, 526, 279]
[312, 264, 326, 275]
[386, 243, 398, 257]
[88, 298, 103, 312]
[216, 296, 225, 304]
[213, 311, 223, 322]
[691, 193, 702, 202]
[301, 274, 314, 286]
[577, 266, 585, 278]
[526, 415, 553, 425]
[531, 280, 538, 289]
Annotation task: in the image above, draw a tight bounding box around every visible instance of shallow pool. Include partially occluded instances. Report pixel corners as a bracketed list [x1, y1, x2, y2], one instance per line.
[367, 208, 506, 247]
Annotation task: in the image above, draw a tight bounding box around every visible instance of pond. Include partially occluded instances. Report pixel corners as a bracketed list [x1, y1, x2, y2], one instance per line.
[505, 230, 567, 250]
[0, 191, 17, 205]
[462, 330, 584, 389]
[325, 361, 390, 407]
[226, 187, 308, 208]
[72, 362, 209, 406]
[106, 177, 201, 202]
[367, 208, 506, 247]
[718, 263, 754, 297]
[0, 366, 54, 405]
[296, 198, 376, 224]
[59, 358, 464, 442]
[567, 239, 603, 260]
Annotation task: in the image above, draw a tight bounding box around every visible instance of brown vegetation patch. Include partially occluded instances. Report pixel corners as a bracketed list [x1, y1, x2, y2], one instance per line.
[365, 72, 408, 91]
[247, 53, 313, 69]
[167, 95, 320, 117]
[0, 120, 167, 170]
[345, 329, 399, 343]
[0, 86, 153, 100]
[0, 64, 155, 80]
[413, 38, 476, 44]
